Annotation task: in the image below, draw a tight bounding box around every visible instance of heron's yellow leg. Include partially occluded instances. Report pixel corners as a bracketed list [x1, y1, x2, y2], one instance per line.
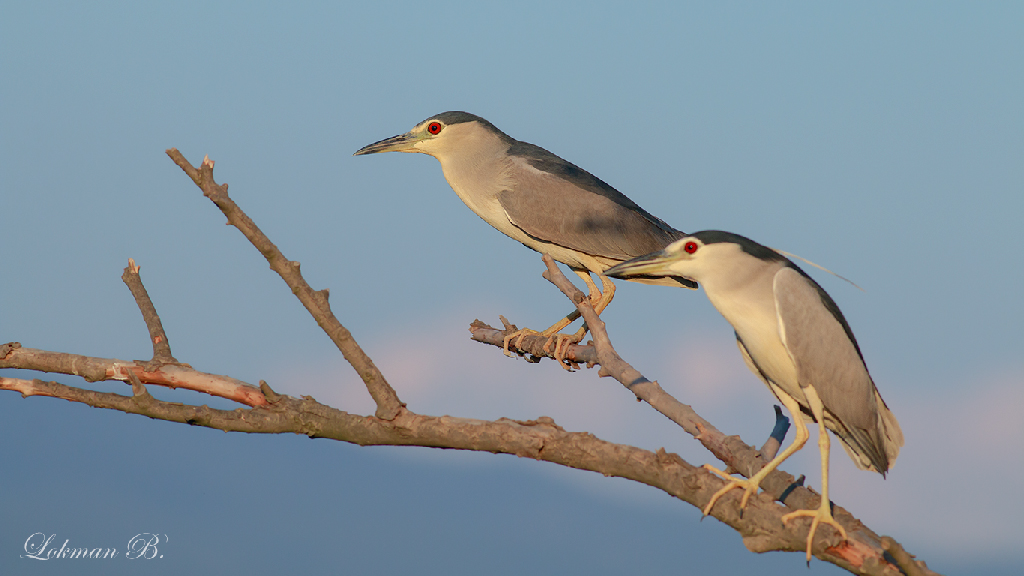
[565, 273, 617, 341]
[504, 270, 616, 371]
[544, 272, 617, 368]
[592, 274, 616, 314]
[574, 269, 604, 307]
[781, 386, 848, 563]
[702, 393, 809, 516]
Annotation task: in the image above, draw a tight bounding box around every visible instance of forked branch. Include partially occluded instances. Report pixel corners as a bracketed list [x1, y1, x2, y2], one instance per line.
[165, 149, 402, 419]
[0, 150, 939, 576]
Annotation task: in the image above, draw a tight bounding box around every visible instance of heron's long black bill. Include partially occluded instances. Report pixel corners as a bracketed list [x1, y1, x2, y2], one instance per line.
[606, 252, 696, 288]
[353, 133, 417, 156]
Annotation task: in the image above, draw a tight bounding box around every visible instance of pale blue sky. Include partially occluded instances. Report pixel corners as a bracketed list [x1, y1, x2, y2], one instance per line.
[2, 2, 1022, 575]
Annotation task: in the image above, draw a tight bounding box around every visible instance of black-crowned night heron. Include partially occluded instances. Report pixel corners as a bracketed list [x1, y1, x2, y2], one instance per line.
[605, 230, 904, 562]
[354, 111, 695, 363]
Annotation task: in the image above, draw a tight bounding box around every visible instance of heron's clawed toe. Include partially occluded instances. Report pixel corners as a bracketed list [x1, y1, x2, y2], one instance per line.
[503, 327, 540, 357]
[542, 331, 583, 371]
[782, 500, 848, 564]
[501, 318, 584, 370]
[701, 464, 763, 517]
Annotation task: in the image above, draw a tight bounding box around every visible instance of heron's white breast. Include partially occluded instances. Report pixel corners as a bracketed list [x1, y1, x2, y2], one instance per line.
[707, 283, 803, 403]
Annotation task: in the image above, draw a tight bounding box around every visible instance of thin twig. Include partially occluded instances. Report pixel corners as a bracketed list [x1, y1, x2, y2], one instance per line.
[882, 537, 930, 576]
[759, 405, 791, 462]
[125, 364, 152, 399]
[469, 320, 599, 365]
[121, 257, 177, 363]
[165, 149, 403, 420]
[0, 346, 266, 406]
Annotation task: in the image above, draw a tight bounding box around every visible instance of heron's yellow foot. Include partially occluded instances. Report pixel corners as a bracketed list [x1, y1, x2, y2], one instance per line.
[782, 500, 848, 564]
[701, 464, 763, 516]
[502, 326, 581, 370]
[502, 309, 585, 369]
[503, 328, 540, 357]
[542, 330, 584, 371]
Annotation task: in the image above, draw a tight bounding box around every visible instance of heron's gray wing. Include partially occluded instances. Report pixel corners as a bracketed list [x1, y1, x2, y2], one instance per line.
[773, 267, 894, 473]
[498, 143, 684, 261]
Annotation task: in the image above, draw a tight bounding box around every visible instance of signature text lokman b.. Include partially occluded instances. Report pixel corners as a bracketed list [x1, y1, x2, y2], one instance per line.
[21, 533, 167, 560]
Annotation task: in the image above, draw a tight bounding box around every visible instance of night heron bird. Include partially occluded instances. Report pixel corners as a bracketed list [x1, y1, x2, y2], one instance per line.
[605, 231, 903, 562]
[355, 111, 695, 362]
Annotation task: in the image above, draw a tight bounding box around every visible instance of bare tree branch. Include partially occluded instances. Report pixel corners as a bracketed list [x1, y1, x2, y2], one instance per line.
[0, 345, 267, 407]
[121, 257, 176, 364]
[470, 320, 598, 366]
[164, 149, 403, 420]
[882, 537, 929, 576]
[0, 373, 816, 555]
[472, 320, 790, 473]
[0, 150, 941, 576]
[0, 356, 935, 576]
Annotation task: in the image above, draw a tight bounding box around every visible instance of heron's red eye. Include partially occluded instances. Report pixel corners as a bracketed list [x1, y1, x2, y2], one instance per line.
[427, 122, 443, 135]
[684, 241, 699, 254]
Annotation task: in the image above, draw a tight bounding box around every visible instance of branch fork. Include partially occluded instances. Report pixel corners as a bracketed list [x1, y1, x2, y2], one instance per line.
[0, 150, 939, 576]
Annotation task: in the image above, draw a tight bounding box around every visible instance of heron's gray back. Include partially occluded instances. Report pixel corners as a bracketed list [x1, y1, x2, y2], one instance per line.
[498, 150, 685, 262]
